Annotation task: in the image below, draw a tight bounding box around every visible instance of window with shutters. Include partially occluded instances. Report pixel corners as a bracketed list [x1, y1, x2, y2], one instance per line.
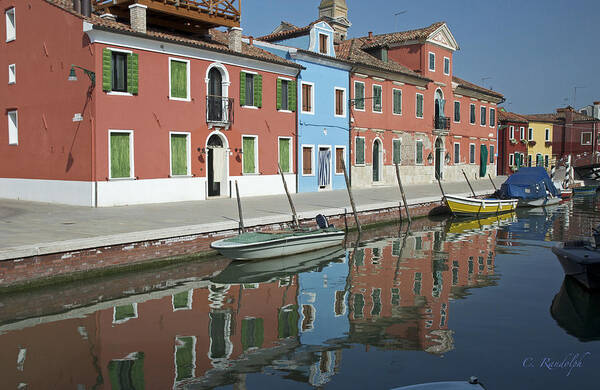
[170, 132, 190, 176]
[355, 137, 365, 165]
[240, 71, 262, 108]
[108, 352, 145, 389]
[454, 142, 460, 164]
[174, 336, 196, 382]
[242, 135, 258, 174]
[276, 79, 292, 111]
[443, 57, 450, 75]
[172, 290, 193, 311]
[509, 154, 514, 166]
[392, 89, 402, 115]
[319, 33, 329, 54]
[301, 82, 314, 113]
[6, 8, 15, 42]
[302, 146, 314, 175]
[7, 110, 17, 145]
[470, 104, 476, 124]
[335, 147, 345, 174]
[469, 143, 475, 164]
[372, 85, 382, 113]
[428, 52, 435, 71]
[416, 93, 424, 118]
[454, 101, 460, 122]
[113, 303, 138, 323]
[109, 131, 134, 179]
[581, 132, 592, 145]
[278, 137, 292, 173]
[416, 140, 423, 165]
[481, 107, 487, 126]
[353, 81, 365, 111]
[528, 128, 533, 141]
[241, 318, 264, 351]
[520, 126, 525, 139]
[393, 139, 402, 164]
[510, 126, 515, 139]
[490, 145, 494, 164]
[334, 88, 345, 117]
[490, 108, 496, 127]
[169, 58, 189, 100]
[103, 48, 139, 95]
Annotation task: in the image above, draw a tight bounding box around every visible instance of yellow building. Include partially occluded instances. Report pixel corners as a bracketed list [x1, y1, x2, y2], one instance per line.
[523, 120, 553, 170]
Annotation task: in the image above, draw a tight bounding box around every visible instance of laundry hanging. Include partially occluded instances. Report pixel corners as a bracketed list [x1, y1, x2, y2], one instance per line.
[318, 149, 331, 187]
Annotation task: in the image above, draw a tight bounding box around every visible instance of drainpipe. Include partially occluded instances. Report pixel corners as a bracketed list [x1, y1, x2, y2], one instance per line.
[295, 68, 301, 193]
[348, 68, 353, 186]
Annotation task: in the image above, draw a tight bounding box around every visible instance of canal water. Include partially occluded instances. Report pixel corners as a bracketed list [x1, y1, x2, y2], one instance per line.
[1, 196, 599, 390]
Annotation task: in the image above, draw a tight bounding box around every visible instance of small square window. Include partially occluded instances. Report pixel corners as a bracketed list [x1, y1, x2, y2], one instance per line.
[6, 8, 16, 42]
[8, 64, 15, 84]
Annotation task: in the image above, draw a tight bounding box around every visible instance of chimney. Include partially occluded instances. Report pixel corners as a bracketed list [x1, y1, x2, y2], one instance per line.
[228, 27, 242, 52]
[594, 101, 600, 119]
[100, 13, 117, 22]
[129, 3, 147, 34]
[72, 0, 81, 14]
[368, 31, 373, 39]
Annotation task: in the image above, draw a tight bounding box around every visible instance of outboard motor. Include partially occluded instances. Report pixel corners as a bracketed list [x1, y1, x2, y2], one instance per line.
[316, 214, 332, 229]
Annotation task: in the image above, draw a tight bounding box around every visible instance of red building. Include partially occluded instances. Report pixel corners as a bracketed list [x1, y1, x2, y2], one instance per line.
[497, 109, 528, 175]
[0, 0, 300, 206]
[336, 22, 504, 187]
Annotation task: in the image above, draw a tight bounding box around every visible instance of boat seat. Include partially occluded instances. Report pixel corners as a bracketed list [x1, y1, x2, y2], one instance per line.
[316, 214, 333, 229]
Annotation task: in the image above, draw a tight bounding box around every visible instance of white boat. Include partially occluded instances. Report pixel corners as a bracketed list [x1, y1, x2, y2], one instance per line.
[210, 225, 345, 261]
[517, 196, 561, 207]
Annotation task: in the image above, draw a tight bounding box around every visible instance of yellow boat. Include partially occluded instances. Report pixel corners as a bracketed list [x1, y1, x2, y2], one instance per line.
[445, 194, 518, 217]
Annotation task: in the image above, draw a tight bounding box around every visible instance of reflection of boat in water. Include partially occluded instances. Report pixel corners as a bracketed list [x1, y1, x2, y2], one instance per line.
[446, 212, 516, 236]
[572, 185, 599, 196]
[391, 377, 486, 389]
[211, 246, 346, 285]
[551, 276, 600, 341]
[552, 228, 600, 289]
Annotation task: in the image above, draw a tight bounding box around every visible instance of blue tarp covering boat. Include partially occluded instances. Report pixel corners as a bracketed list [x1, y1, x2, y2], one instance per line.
[498, 167, 559, 200]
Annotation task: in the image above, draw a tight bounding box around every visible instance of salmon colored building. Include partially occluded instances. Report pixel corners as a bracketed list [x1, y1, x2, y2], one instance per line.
[497, 109, 528, 175]
[0, 0, 301, 206]
[336, 22, 504, 186]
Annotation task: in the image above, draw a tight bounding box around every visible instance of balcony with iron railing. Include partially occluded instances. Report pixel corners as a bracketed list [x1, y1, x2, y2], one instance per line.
[92, 0, 241, 33]
[207, 95, 234, 128]
[434, 116, 451, 132]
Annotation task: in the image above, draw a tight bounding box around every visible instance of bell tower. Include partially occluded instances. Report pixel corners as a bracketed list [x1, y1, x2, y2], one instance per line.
[318, 0, 351, 42]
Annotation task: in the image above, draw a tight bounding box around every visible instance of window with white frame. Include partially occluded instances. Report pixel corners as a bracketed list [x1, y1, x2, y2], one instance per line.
[581, 132, 592, 145]
[301, 82, 314, 113]
[6, 8, 15, 42]
[480, 107, 487, 126]
[416, 140, 423, 164]
[416, 93, 424, 118]
[510, 126, 515, 139]
[528, 128, 533, 141]
[454, 142, 460, 164]
[428, 52, 435, 71]
[109, 131, 134, 179]
[172, 290, 193, 311]
[393, 139, 402, 164]
[443, 57, 450, 75]
[393, 89, 402, 115]
[169, 58, 190, 101]
[355, 137, 365, 165]
[353, 81, 365, 111]
[278, 137, 292, 173]
[319, 33, 329, 55]
[454, 101, 460, 122]
[170, 132, 191, 176]
[8, 64, 15, 84]
[372, 85, 382, 112]
[240, 71, 263, 108]
[490, 108, 496, 127]
[520, 126, 525, 139]
[470, 104, 476, 124]
[545, 128, 550, 142]
[302, 145, 314, 175]
[334, 88, 346, 117]
[113, 303, 138, 323]
[545, 155, 549, 168]
[490, 145, 494, 164]
[469, 143, 475, 164]
[242, 135, 258, 174]
[335, 146, 345, 174]
[509, 153, 514, 166]
[7, 110, 18, 145]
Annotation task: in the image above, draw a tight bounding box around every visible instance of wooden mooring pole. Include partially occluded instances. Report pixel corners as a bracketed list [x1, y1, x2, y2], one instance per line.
[278, 163, 299, 229]
[488, 173, 498, 192]
[462, 169, 477, 197]
[235, 180, 245, 233]
[394, 163, 411, 224]
[341, 159, 361, 234]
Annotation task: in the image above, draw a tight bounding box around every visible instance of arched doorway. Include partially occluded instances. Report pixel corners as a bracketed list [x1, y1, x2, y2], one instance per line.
[373, 139, 381, 182]
[435, 137, 444, 180]
[207, 133, 228, 197]
[208, 68, 223, 122]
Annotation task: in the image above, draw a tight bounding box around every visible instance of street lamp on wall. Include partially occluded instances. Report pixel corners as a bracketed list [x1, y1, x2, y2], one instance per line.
[68, 65, 96, 87]
[427, 153, 433, 164]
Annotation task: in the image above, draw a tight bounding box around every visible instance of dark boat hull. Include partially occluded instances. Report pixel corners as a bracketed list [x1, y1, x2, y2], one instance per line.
[552, 243, 600, 289]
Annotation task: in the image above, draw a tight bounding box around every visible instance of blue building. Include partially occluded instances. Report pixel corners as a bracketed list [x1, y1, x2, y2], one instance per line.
[254, 15, 351, 192]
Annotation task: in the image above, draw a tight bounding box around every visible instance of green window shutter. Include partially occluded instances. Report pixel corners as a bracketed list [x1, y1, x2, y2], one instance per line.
[278, 306, 299, 339]
[242, 318, 264, 350]
[239, 71, 246, 106]
[417, 95, 423, 117]
[171, 134, 188, 176]
[108, 353, 145, 390]
[393, 139, 401, 164]
[173, 291, 190, 309]
[355, 83, 364, 110]
[289, 80, 297, 112]
[175, 336, 195, 381]
[170, 60, 187, 99]
[416, 141, 423, 164]
[356, 138, 365, 164]
[127, 53, 139, 95]
[102, 48, 112, 92]
[276, 78, 282, 110]
[110, 132, 131, 178]
[279, 138, 290, 173]
[114, 303, 135, 321]
[393, 90, 402, 114]
[243, 137, 255, 173]
[254, 74, 262, 108]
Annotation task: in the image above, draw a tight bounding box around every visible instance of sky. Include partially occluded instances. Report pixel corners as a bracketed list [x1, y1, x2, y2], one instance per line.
[240, 0, 600, 115]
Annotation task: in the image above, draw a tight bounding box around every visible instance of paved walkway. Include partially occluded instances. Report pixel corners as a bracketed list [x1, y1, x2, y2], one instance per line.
[0, 176, 505, 260]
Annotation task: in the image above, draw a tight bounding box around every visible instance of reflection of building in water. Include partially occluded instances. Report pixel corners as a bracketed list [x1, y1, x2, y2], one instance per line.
[0, 276, 299, 390]
[347, 226, 497, 354]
